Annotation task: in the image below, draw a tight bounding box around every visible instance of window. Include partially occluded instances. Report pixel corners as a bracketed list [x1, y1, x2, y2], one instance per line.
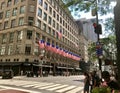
[60, 17, 62, 24]
[0, 46, 5, 55]
[28, 17, 34, 26]
[34, 46, 39, 55]
[5, 10, 10, 18]
[44, 2, 48, 10]
[27, 30, 32, 39]
[57, 14, 59, 21]
[48, 16, 51, 25]
[25, 44, 31, 55]
[8, 45, 13, 55]
[16, 45, 21, 54]
[19, 17, 24, 26]
[20, 6, 25, 14]
[12, 7, 17, 16]
[49, 7, 52, 14]
[29, 5, 35, 12]
[4, 21, 9, 29]
[1, 2, 5, 9]
[39, 0, 43, 6]
[43, 12, 47, 21]
[38, 8, 42, 17]
[37, 19, 41, 28]
[17, 31, 23, 41]
[9, 32, 14, 42]
[7, 0, 12, 7]
[11, 19, 16, 28]
[0, 12, 3, 19]
[57, 23, 59, 30]
[35, 32, 40, 43]
[53, 11, 56, 18]
[48, 27, 51, 34]
[43, 23, 46, 31]
[53, 20, 55, 28]
[52, 29, 55, 36]
[2, 34, 7, 43]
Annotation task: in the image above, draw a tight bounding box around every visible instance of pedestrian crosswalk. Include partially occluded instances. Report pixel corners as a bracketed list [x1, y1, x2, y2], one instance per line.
[0, 80, 83, 93]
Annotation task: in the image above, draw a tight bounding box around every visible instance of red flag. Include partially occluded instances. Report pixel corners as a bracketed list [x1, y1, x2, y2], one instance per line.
[39, 40, 45, 49]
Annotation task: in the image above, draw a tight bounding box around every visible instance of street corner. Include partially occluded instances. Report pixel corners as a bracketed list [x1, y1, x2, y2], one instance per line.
[0, 89, 29, 93]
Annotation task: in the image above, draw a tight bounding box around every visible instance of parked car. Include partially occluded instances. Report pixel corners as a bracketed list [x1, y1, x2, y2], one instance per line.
[2, 70, 13, 79]
[26, 71, 34, 77]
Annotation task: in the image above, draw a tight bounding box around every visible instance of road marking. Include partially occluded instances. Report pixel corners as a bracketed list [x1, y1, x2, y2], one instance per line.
[33, 83, 54, 88]
[39, 84, 61, 89]
[47, 85, 68, 91]
[0, 85, 41, 93]
[55, 86, 76, 93]
[0, 79, 84, 93]
[22, 83, 40, 87]
[65, 86, 83, 93]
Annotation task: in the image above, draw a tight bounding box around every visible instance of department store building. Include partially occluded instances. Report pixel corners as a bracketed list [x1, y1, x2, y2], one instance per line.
[0, 0, 82, 76]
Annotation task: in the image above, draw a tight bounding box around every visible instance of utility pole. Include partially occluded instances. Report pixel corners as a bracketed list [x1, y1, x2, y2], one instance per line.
[96, 0, 102, 78]
[92, 0, 102, 78]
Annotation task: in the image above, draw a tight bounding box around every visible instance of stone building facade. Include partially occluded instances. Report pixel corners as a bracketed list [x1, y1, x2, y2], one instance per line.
[0, 0, 81, 76]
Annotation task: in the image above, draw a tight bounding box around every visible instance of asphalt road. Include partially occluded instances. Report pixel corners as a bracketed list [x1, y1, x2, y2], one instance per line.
[0, 75, 84, 93]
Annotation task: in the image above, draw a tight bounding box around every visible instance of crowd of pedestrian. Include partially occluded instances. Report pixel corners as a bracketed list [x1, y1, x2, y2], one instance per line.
[83, 71, 120, 93]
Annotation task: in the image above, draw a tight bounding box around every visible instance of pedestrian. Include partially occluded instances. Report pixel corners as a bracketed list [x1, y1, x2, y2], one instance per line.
[83, 72, 90, 93]
[102, 71, 120, 92]
[91, 71, 100, 88]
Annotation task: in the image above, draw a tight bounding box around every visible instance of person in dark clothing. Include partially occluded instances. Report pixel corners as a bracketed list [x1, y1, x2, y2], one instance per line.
[90, 71, 100, 90]
[102, 71, 120, 91]
[83, 72, 90, 93]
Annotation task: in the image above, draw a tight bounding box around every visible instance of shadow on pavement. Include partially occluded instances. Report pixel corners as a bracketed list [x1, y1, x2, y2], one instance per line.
[0, 89, 29, 93]
[73, 79, 83, 82]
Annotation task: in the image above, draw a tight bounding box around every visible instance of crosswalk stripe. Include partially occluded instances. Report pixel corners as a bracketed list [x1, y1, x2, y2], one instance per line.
[55, 86, 76, 93]
[47, 85, 68, 91]
[0, 79, 84, 93]
[22, 83, 40, 87]
[39, 84, 61, 89]
[33, 83, 54, 88]
[0, 85, 41, 93]
[65, 86, 83, 93]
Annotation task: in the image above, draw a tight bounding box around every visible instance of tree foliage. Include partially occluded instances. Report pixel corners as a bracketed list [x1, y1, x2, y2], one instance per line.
[63, 0, 116, 17]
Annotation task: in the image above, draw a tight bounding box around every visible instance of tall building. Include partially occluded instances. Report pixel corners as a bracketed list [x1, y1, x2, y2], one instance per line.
[0, 0, 81, 76]
[76, 18, 97, 62]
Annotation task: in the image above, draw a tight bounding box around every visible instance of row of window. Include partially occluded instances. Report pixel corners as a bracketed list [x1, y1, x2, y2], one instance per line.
[0, 5, 26, 19]
[38, 0, 79, 35]
[0, 30, 78, 55]
[0, 17, 24, 30]
[38, 8, 75, 35]
[0, 0, 79, 43]
[37, 19, 78, 44]
[0, 0, 25, 9]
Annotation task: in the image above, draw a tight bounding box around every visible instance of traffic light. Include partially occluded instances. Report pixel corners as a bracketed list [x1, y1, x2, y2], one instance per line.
[93, 23, 102, 34]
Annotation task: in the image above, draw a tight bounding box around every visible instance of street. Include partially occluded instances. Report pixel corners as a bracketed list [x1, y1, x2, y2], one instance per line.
[0, 75, 84, 93]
